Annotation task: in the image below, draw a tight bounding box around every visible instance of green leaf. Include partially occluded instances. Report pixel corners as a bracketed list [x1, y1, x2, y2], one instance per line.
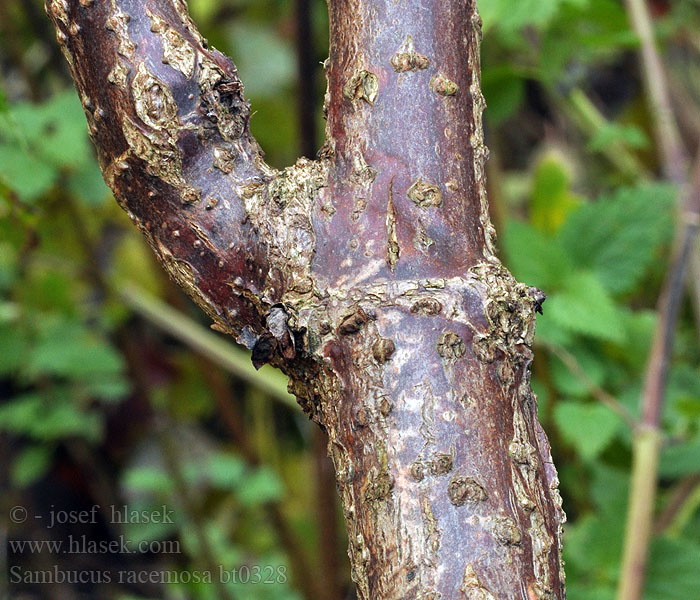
[546, 271, 627, 343]
[558, 184, 675, 294]
[587, 123, 649, 152]
[531, 157, 582, 234]
[238, 467, 283, 507]
[0, 391, 103, 442]
[566, 582, 615, 600]
[482, 66, 525, 125]
[0, 323, 29, 375]
[564, 511, 623, 581]
[502, 220, 572, 290]
[11, 445, 52, 488]
[554, 400, 623, 460]
[122, 466, 174, 495]
[7, 90, 91, 170]
[0, 90, 92, 202]
[618, 309, 655, 370]
[551, 345, 608, 397]
[480, 0, 562, 33]
[0, 144, 58, 202]
[204, 452, 247, 490]
[646, 537, 700, 600]
[659, 438, 700, 478]
[27, 317, 125, 380]
[0, 87, 8, 113]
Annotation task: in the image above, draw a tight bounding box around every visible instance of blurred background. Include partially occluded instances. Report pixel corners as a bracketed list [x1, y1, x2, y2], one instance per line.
[1, 0, 700, 599]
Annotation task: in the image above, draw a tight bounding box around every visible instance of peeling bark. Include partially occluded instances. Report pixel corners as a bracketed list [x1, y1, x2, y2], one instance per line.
[47, 0, 566, 598]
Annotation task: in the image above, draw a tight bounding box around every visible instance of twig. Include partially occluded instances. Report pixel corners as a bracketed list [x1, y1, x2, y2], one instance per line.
[566, 88, 647, 179]
[617, 3, 700, 597]
[617, 148, 700, 600]
[654, 473, 700, 534]
[625, 0, 688, 183]
[542, 342, 638, 430]
[118, 285, 297, 409]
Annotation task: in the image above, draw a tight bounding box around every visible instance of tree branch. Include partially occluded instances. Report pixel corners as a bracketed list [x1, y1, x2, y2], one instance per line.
[47, 1, 566, 597]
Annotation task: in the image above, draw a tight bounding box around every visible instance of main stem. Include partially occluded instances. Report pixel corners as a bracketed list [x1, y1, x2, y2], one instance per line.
[46, 0, 565, 597]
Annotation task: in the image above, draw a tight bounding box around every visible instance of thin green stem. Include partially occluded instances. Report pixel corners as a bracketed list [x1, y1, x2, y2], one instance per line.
[118, 285, 297, 409]
[617, 1, 700, 597]
[617, 427, 663, 600]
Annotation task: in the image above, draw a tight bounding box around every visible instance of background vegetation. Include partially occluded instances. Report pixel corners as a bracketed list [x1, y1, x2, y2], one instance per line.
[1, 0, 699, 598]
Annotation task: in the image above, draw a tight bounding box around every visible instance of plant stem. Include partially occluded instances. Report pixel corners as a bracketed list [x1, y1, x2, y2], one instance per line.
[543, 342, 638, 430]
[118, 285, 296, 409]
[654, 473, 700, 534]
[617, 427, 662, 600]
[617, 1, 700, 597]
[624, 0, 687, 183]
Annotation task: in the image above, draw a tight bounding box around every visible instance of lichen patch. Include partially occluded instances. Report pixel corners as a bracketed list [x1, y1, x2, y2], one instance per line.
[460, 565, 496, 600]
[386, 186, 400, 272]
[107, 59, 129, 90]
[105, 3, 136, 59]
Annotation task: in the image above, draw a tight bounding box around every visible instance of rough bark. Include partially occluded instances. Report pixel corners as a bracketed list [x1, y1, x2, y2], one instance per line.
[46, 0, 566, 598]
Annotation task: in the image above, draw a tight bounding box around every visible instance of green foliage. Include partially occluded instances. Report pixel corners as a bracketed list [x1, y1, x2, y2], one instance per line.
[547, 271, 627, 343]
[558, 184, 675, 295]
[0, 91, 108, 204]
[554, 401, 623, 461]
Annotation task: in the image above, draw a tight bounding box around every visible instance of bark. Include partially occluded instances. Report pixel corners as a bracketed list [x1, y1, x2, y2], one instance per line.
[46, 0, 566, 598]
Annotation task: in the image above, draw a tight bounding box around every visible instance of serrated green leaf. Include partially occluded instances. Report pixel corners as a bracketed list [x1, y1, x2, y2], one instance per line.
[502, 220, 572, 290]
[8, 90, 91, 171]
[554, 400, 623, 460]
[558, 184, 675, 294]
[546, 271, 627, 343]
[563, 511, 623, 581]
[26, 317, 125, 380]
[0, 391, 103, 442]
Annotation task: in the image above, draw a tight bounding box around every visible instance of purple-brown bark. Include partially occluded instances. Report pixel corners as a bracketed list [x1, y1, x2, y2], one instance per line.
[47, 0, 566, 597]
